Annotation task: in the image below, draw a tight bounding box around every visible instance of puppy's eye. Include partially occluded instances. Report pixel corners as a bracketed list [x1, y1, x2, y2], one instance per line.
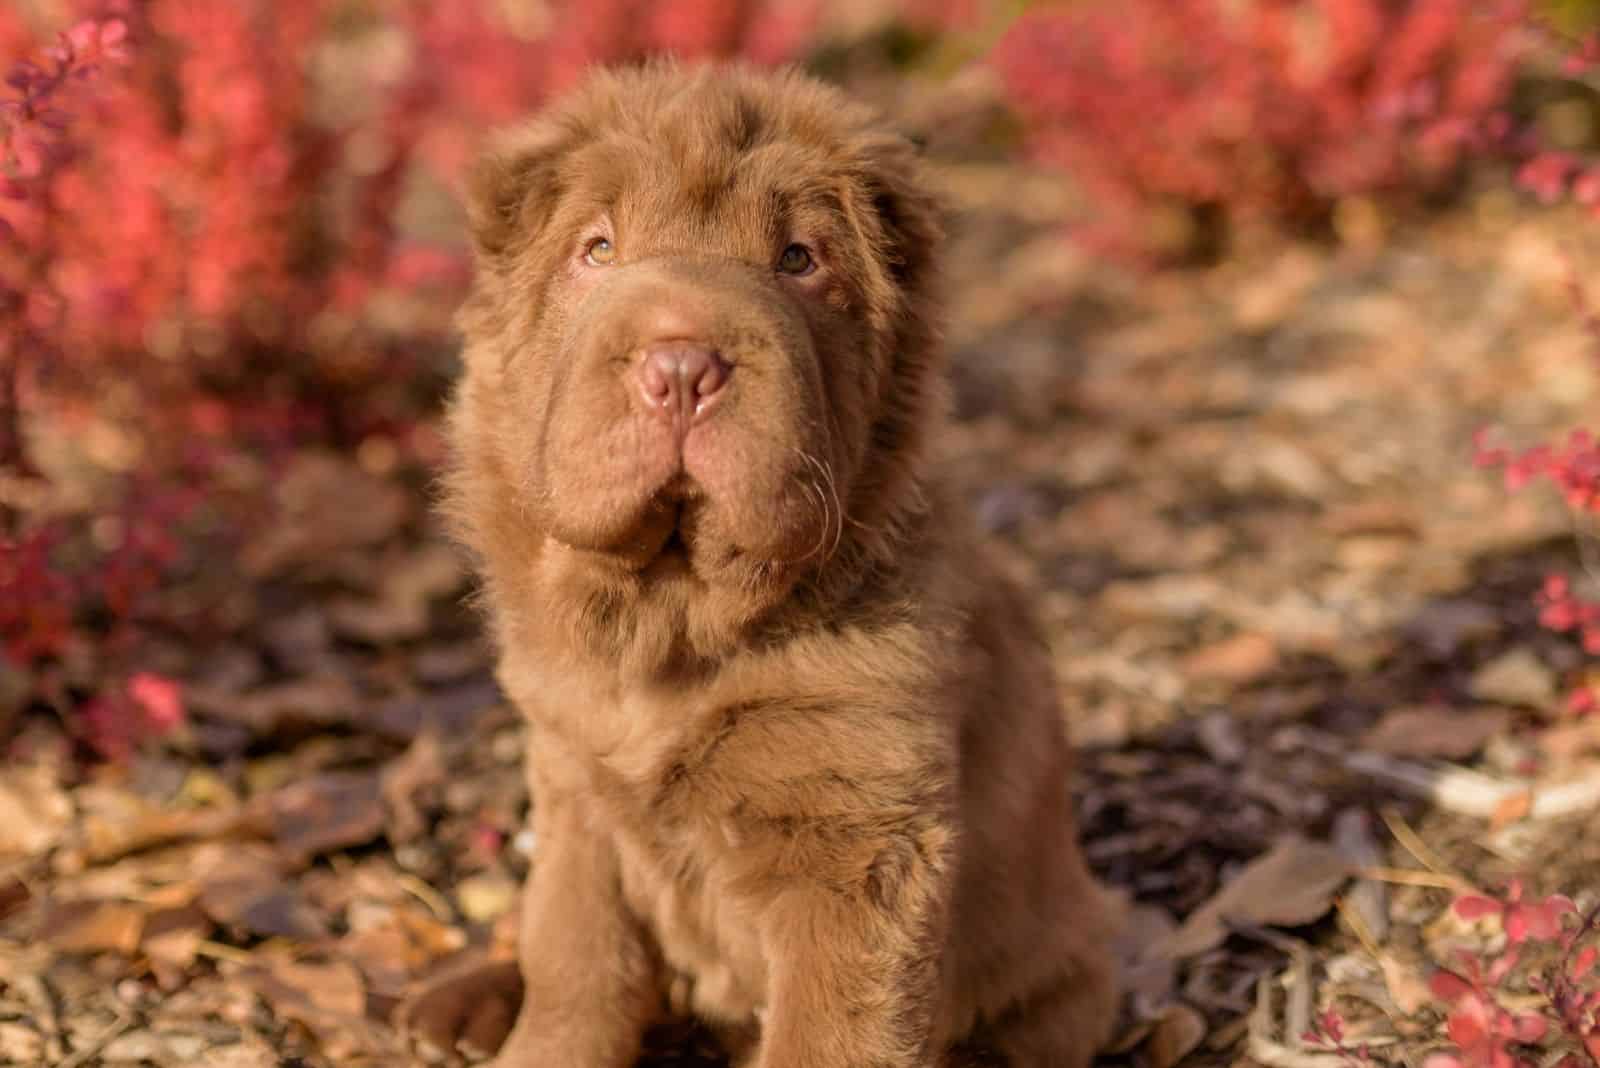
[776, 244, 814, 276]
[584, 237, 617, 266]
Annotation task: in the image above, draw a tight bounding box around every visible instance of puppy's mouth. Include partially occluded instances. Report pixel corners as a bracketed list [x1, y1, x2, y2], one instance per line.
[628, 479, 702, 575]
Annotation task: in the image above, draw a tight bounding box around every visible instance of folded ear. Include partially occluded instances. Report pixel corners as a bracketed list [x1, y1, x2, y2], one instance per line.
[465, 116, 581, 262]
[854, 131, 944, 299]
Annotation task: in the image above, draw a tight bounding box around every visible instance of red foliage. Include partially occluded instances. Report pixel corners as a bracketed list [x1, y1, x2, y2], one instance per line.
[1510, 26, 1600, 214]
[990, 0, 1527, 257]
[1476, 426, 1600, 718]
[1415, 889, 1598, 1068]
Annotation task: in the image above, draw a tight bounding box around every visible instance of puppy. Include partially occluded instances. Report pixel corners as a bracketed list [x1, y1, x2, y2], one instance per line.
[407, 62, 1120, 1068]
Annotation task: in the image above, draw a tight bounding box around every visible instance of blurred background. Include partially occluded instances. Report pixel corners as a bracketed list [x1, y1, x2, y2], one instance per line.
[6, 2, 1600, 1066]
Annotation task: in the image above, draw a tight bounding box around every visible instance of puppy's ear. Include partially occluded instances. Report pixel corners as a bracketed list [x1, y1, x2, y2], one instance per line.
[465, 118, 577, 261]
[856, 133, 944, 296]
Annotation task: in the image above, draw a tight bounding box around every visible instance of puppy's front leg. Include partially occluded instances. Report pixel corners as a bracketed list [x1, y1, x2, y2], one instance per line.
[493, 792, 658, 1068]
[754, 833, 952, 1068]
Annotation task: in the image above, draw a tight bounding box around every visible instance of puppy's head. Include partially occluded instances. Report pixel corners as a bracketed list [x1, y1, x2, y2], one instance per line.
[448, 63, 943, 671]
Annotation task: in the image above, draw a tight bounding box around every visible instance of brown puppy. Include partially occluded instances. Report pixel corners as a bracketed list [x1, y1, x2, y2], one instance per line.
[407, 63, 1120, 1068]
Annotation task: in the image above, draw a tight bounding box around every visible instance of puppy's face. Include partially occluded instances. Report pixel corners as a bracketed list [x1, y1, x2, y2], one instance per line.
[451, 65, 942, 666]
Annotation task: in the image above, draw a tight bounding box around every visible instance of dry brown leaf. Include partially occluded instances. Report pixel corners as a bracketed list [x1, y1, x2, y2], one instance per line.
[0, 872, 30, 924]
[1158, 835, 1351, 959]
[1180, 632, 1279, 685]
[189, 676, 360, 739]
[197, 843, 326, 941]
[241, 957, 378, 1057]
[341, 906, 464, 996]
[144, 926, 207, 991]
[1468, 648, 1554, 709]
[39, 899, 146, 955]
[0, 766, 72, 861]
[1361, 706, 1509, 761]
[368, 678, 503, 740]
[270, 770, 385, 863]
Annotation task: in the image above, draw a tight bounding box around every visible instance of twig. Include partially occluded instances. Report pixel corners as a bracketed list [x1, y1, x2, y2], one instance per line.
[1336, 896, 1383, 960]
[1285, 944, 1313, 1052]
[1357, 865, 1479, 896]
[1298, 728, 1600, 822]
[1246, 975, 1355, 1068]
[1355, 756, 1600, 820]
[396, 872, 456, 923]
[1380, 808, 1467, 883]
[193, 940, 253, 965]
[52, 1005, 133, 1068]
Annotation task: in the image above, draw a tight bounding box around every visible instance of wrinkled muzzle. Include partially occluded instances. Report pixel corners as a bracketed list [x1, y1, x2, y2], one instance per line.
[532, 256, 846, 587]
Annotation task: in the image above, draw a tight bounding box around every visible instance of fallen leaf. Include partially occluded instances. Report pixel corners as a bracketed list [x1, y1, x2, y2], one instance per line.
[341, 906, 464, 996]
[39, 899, 146, 955]
[189, 676, 359, 739]
[144, 925, 207, 991]
[1158, 835, 1351, 959]
[197, 844, 326, 940]
[0, 874, 29, 923]
[270, 770, 385, 863]
[1468, 648, 1554, 709]
[0, 765, 72, 860]
[241, 957, 379, 1057]
[1362, 706, 1509, 761]
[0, 1022, 43, 1065]
[368, 678, 502, 740]
[1180, 632, 1279, 686]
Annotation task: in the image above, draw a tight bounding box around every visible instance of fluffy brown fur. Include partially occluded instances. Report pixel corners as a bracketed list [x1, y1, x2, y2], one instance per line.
[402, 62, 1121, 1068]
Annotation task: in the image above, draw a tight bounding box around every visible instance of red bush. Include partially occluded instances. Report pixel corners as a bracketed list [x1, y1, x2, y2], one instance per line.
[991, 0, 1527, 257]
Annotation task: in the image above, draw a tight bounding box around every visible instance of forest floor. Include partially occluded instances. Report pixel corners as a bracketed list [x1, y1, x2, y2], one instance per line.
[4, 75, 1600, 1068]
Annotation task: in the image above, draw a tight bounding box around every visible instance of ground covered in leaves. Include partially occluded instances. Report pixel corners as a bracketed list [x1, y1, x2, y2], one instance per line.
[5, 85, 1600, 1068]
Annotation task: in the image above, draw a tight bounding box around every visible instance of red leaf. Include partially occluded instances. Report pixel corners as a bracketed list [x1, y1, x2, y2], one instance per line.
[1511, 1013, 1546, 1042]
[1446, 995, 1491, 1050]
[1455, 896, 1505, 920]
[1422, 1055, 1465, 1068]
[1571, 945, 1597, 980]
[1512, 896, 1577, 943]
[127, 672, 184, 733]
[1431, 970, 1476, 1003]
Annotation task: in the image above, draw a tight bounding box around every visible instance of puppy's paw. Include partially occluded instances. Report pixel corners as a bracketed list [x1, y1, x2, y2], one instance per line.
[398, 956, 523, 1063]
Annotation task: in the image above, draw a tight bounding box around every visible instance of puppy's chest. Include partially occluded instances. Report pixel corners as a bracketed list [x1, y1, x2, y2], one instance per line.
[540, 686, 773, 1016]
[529, 678, 762, 858]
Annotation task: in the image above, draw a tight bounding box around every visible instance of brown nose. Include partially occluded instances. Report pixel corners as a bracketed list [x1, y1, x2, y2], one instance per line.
[635, 342, 729, 428]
